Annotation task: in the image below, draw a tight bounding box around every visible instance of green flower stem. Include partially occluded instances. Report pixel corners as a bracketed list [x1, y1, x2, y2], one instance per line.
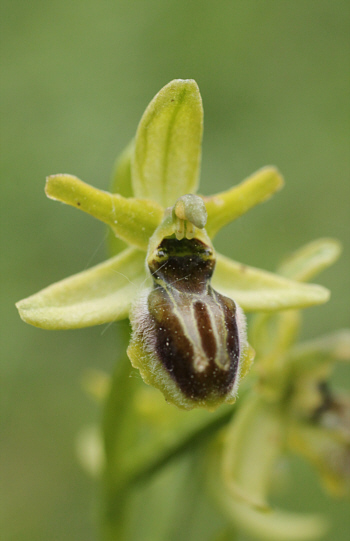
[103, 407, 235, 540]
[102, 323, 237, 540]
[128, 408, 234, 486]
[204, 167, 284, 239]
[46, 174, 163, 250]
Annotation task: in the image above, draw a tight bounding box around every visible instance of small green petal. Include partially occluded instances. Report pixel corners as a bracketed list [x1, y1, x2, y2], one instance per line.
[212, 253, 330, 312]
[278, 238, 342, 282]
[45, 174, 163, 251]
[132, 79, 203, 207]
[205, 167, 284, 238]
[16, 248, 147, 329]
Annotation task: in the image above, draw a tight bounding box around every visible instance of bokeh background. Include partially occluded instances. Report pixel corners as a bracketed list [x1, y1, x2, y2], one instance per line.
[1, 1, 349, 540]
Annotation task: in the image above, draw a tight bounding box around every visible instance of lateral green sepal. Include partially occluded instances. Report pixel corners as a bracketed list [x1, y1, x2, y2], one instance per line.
[212, 253, 330, 312]
[16, 248, 147, 329]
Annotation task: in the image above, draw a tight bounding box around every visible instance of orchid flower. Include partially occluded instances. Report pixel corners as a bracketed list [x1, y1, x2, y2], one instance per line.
[16, 79, 329, 411]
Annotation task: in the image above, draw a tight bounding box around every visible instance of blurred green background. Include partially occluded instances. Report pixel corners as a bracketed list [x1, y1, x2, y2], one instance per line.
[1, 1, 349, 540]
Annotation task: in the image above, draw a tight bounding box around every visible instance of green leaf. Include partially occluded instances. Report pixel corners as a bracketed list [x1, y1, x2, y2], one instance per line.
[277, 238, 342, 282]
[102, 330, 142, 541]
[205, 167, 284, 238]
[45, 174, 163, 251]
[16, 247, 146, 329]
[212, 253, 330, 312]
[132, 79, 203, 207]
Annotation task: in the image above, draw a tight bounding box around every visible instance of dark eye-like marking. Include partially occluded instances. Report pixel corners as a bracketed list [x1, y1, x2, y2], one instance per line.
[128, 236, 247, 410]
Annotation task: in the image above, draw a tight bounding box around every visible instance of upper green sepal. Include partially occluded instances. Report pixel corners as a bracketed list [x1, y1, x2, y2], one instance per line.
[132, 79, 203, 207]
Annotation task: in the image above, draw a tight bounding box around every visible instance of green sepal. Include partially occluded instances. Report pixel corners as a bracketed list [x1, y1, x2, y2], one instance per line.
[212, 253, 330, 312]
[216, 397, 327, 541]
[249, 238, 342, 397]
[204, 167, 284, 239]
[132, 79, 203, 207]
[45, 174, 163, 251]
[16, 247, 147, 329]
[222, 396, 283, 511]
[218, 497, 327, 541]
[250, 310, 300, 362]
[286, 330, 350, 417]
[277, 238, 342, 282]
[289, 329, 350, 374]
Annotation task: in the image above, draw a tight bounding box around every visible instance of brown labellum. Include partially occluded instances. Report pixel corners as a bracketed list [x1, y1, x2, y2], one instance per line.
[128, 233, 248, 410]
